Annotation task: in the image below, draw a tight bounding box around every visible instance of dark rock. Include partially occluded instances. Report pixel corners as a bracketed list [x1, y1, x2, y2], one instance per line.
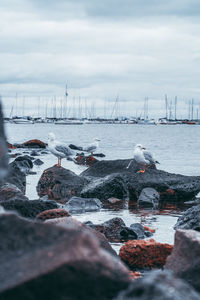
[81, 174, 128, 204]
[0, 213, 130, 299]
[184, 198, 200, 206]
[34, 158, 44, 166]
[36, 208, 71, 220]
[174, 204, 200, 231]
[0, 199, 59, 219]
[41, 151, 49, 154]
[69, 143, 83, 151]
[138, 187, 159, 208]
[46, 216, 117, 257]
[86, 217, 138, 242]
[119, 239, 173, 270]
[93, 153, 106, 158]
[14, 139, 46, 148]
[65, 196, 102, 213]
[0, 183, 28, 201]
[30, 150, 40, 156]
[14, 155, 33, 172]
[36, 165, 88, 203]
[165, 229, 200, 292]
[7, 142, 16, 149]
[80, 159, 143, 178]
[7, 160, 26, 193]
[130, 223, 146, 239]
[114, 270, 200, 300]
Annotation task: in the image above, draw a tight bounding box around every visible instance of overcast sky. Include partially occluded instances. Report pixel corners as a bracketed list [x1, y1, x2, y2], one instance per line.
[1, 0, 200, 118]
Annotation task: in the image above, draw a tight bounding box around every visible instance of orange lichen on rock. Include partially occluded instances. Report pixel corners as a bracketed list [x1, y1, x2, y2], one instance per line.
[129, 271, 142, 280]
[119, 239, 173, 270]
[36, 208, 71, 221]
[7, 142, 16, 149]
[76, 155, 98, 166]
[143, 226, 155, 233]
[23, 139, 46, 148]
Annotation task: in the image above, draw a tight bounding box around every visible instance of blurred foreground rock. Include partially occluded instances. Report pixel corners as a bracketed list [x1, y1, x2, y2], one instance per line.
[174, 204, 200, 231]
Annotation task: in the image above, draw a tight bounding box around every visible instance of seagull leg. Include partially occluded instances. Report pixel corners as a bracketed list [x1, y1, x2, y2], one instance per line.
[138, 164, 146, 173]
[56, 157, 61, 167]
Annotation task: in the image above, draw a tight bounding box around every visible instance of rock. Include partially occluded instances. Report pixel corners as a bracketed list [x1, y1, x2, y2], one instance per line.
[14, 139, 46, 148]
[36, 165, 88, 203]
[65, 196, 102, 213]
[14, 155, 33, 173]
[174, 204, 200, 231]
[69, 143, 83, 151]
[165, 229, 200, 292]
[7, 142, 16, 149]
[81, 174, 128, 204]
[0, 199, 59, 219]
[113, 270, 200, 300]
[0, 183, 28, 201]
[36, 208, 71, 220]
[138, 187, 159, 208]
[7, 160, 27, 193]
[0, 213, 130, 299]
[46, 216, 117, 257]
[119, 239, 173, 270]
[130, 223, 146, 239]
[80, 159, 143, 178]
[86, 217, 138, 242]
[30, 150, 40, 156]
[143, 225, 155, 233]
[76, 154, 98, 166]
[34, 158, 44, 166]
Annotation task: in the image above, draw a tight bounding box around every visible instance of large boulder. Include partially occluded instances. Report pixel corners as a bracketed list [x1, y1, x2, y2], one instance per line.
[165, 229, 200, 292]
[81, 174, 128, 205]
[0, 199, 59, 219]
[0, 212, 130, 299]
[65, 196, 102, 213]
[46, 216, 117, 257]
[14, 139, 46, 148]
[7, 160, 27, 193]
[174, 204, 200, 231]
[119, 239, 173, 270]
[138, 187, 160, 208]
[36, 208, 71, 221]
[0, 183, 28, 201]
[113, 270, 200, 300]
[36, 165, 88, 203]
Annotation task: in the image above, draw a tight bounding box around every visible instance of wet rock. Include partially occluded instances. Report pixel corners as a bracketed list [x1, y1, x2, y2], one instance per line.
[0, 199, 59, 219]
[80, 159, 143, 178]
[30, 150, 40, 156]
[86, 217, 138, 242]
[130, 223, 146, 239]
[165, 229, 200, 292]
[65, 196, 102, 213]
[36, 208, 71, 220]
[0, 213, 130, 299]
[119, 239, 173, 270]
[46, 216, 117, 257]
[41, 150, 49, 154]
[14, 155, 33, 173]
[93, 153, 106, 158]
[76, 154, 98, 166]
[7, 160, 27, 193]
[143, 225, 155, 233]
[7, 142, 16, 149]
[174, 204, 200, 231]
[14, 139, 46, 148]
[0, 183, 28, 201]
[138, 187, 159, 208]
[69, 143, 83, 151]
[34, 158, 44, 166]
[114, 270, 200, 300]
[81, 174, 128, 204]
[127, 169, 200, 202]
[36, 165, 88, 203]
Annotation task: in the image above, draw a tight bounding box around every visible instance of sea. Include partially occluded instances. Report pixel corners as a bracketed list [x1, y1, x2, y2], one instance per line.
[5, 123, 200, 251]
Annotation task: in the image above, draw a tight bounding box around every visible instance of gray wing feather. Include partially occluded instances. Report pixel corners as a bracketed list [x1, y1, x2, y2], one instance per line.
[55, 145, 73, 156]
[84, 144, 96, 152]
[143, 150, 155, 164]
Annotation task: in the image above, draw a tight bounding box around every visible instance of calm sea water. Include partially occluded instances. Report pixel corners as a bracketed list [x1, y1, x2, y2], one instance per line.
[5, 123, 200, 247]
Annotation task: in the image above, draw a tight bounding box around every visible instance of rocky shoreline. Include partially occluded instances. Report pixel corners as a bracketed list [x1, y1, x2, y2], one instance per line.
[1, 124, 200, 297]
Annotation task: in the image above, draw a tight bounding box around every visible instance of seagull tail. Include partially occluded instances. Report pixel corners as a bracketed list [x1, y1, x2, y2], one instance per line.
[155, 161, 160, 164]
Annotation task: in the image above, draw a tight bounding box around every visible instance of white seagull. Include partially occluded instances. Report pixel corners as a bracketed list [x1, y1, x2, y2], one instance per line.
[83, 138, 100, 156]
[47, 132, 75, 167]
[133, 144, 159, 173]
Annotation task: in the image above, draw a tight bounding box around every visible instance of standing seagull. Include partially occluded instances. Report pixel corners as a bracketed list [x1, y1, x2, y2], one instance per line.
[133, 144, 159, 173]
[83, 138, 100, 156]
[48, 132, 75, 167]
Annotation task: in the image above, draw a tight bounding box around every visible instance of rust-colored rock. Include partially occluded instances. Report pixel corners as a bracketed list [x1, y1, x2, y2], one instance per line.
[23, 139, 46, 148]
[7, 142, 16, 149]
[36, 208, 71, 221]
[143, 226, 155, 233]
[76, 154, 98, 166]
[119, 239, 173, 270]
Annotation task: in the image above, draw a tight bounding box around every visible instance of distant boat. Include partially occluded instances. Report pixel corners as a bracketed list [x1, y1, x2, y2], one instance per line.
[137, 119, 157, 125]
[10, 118, 34, 124]
[54, 119, 83, 125]
[182, 120, 196, 125]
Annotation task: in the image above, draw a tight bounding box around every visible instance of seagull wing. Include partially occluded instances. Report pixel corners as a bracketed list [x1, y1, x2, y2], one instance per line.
[55, 144, 74, 156]
[143, 150, 156, 164]
[83, 143, 96, 152]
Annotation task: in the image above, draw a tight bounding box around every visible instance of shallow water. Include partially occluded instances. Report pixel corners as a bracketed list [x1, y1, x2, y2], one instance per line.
[5, 123, 200, 248]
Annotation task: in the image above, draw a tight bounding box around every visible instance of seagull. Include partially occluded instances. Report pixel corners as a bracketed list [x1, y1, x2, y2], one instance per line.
[47, 132, 75, 167]
[127, 144, 159, 173]
[83, 138, 100, 156]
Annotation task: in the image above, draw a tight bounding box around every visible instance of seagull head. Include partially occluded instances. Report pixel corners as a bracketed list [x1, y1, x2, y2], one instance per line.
[135, 144, 146, 150]
[48, 132, 55, 142]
